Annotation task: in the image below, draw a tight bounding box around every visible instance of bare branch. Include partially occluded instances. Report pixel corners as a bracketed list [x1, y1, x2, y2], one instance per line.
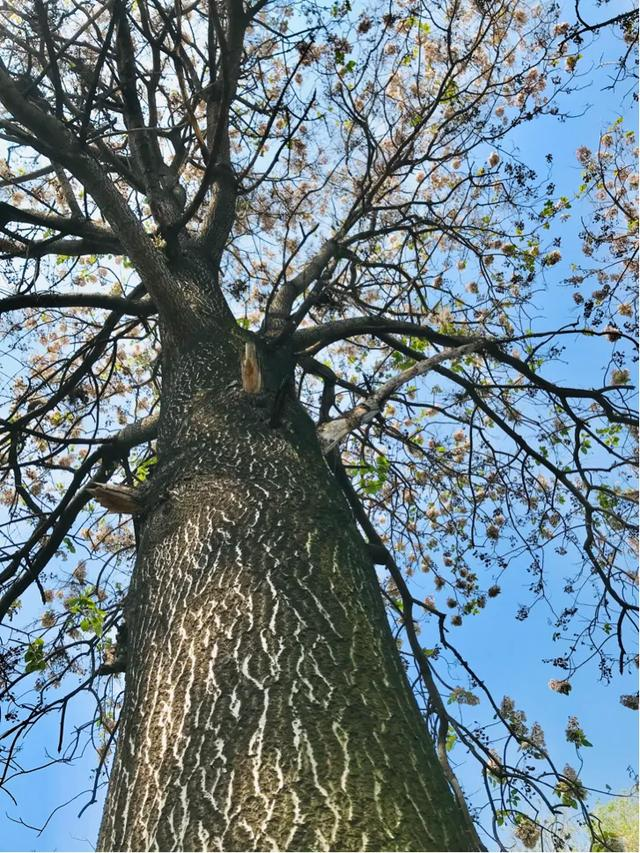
[317, 340, 485, 453]
[0, 292, 155, 317]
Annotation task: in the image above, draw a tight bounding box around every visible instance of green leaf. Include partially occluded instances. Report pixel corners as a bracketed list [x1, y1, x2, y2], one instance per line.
[25, 638, 46, 673]
[66, 589, 106, 635]
[359, 454, 390, 495]
[136, 455, 158, 482]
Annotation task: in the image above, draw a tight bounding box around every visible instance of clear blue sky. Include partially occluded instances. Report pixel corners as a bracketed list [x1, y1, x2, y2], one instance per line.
[0, 5, 637, 852]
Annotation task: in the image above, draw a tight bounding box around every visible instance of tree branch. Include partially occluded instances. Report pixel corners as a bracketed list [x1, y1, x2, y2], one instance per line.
[179, 2, 248, 259]
[0, 291, 155, 317]
[0, 413, 158, 622]
[292, 314, 474, 353]
[317, 340, 485, 453]
[264, 238, 342, 337]
[0, 60, 175, 311]
[0, 236, 122, 259]
[114, 0, 180, 227]
[0, 202, 116, 238]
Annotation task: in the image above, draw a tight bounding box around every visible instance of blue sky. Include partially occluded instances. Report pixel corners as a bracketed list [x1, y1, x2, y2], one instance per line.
[0, 4, 637, 852]
[445, 10, 638, 842]
[435, 7, 638, 844]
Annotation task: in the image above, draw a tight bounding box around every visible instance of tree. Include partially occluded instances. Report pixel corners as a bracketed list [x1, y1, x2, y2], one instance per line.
[516, 785, 640, 852]
[591, 787, 640, 852]
[0, 1, 636, 851]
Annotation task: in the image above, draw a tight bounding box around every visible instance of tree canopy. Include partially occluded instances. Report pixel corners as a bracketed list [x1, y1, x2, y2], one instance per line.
[0, 0, 637, 849]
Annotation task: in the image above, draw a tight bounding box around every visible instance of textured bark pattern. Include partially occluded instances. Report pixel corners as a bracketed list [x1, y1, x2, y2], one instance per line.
[97, 334, 477, 852]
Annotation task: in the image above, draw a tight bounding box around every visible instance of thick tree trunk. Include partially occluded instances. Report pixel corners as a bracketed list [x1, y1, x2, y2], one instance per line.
[97, 313, 479, 852]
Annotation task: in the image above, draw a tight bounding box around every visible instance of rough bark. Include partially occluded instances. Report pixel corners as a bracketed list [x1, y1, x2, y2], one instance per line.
[96, 273, 479, 852]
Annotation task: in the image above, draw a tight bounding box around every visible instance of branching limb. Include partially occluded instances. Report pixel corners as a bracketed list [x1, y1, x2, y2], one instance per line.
[317, 340, 485, 453]
[177, 1, 248, 259]
[263, 238, 341, 337]
[0, 413, 158, 623]
[0, 235, 120, 259]
[292, 314, 477, 353]
[0, 60, 176, 312]
[0, 292, 155, 317]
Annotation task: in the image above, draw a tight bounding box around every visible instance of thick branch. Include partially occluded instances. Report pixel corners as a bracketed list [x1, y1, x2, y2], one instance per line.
[296, 318, 637, 426]
[0, 292, 155, 317]
[317, 340, 484, 453]
[0, 413, 158, 623]
[0, 202, 116, 239]
[114, 1, 180, 227]
[0, 236, 120, 258]
[195, 3, 248, 261]
[292, 315, 474, 353]
[0, 60, 175, 312]
[264, 238, 341, 337]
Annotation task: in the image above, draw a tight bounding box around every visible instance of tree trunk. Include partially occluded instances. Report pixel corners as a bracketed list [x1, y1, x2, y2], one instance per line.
[97, 311, 479, 852]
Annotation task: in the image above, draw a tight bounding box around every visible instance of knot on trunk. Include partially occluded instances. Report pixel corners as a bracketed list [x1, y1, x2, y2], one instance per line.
[241, 341, 263, 394]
